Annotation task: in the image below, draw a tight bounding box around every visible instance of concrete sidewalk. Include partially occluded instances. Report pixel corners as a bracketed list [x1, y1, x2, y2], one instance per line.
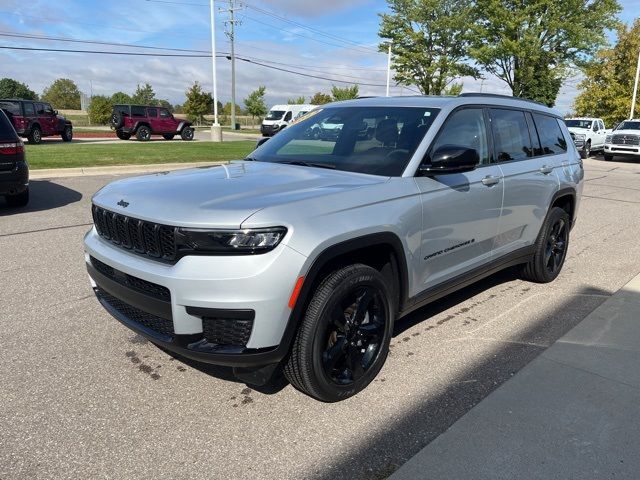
[391, 273, 640, 480]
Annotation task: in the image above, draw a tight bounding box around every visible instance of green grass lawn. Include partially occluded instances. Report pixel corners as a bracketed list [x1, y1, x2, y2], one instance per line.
[26, 141, 256, 169]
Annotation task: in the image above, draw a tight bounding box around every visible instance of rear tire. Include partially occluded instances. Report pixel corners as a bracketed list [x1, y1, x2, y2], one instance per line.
[604, 153, 614, 161]
[6, 187, 29, 207]
[180, 127, 194, 141]
[116, 130, 131, 140]
[61, 125, 73, 142]
[520, 207, 570, 283]
[28, 126, 42, 144]
[136, 125, 151, 141]
[162, 134, 175, 140]
[284, 264, 394, 402]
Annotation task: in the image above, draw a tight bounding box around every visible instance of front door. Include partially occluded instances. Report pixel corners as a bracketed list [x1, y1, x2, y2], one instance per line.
[146, 107, 160, 133]
[158, 108, 176, 133]
[37, 103, 57, 135]
[414, 107, 503, 291]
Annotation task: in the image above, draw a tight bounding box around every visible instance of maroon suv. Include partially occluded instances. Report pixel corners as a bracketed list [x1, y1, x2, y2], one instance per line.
[0, 99, 73, 144]
[110, 105, 195, 141]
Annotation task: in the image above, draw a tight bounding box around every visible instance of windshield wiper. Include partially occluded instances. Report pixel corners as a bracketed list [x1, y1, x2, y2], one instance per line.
[280, 160, 336, 170]
[243, 157, 260, 162]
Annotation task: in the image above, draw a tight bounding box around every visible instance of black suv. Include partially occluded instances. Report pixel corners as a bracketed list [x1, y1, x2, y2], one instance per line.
[0, 109, 29, 207]
[0, 99, 73, 144]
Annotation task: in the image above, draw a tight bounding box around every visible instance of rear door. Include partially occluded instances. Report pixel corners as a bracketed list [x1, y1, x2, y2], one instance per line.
[491, 109, 561, 257]
[415, 107, 504, 290]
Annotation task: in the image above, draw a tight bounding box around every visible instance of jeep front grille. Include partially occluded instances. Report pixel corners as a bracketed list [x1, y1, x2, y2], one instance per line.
[92, 205, 177, 261]
[611, 134, 640, 146]
[90, 256, 171, 301]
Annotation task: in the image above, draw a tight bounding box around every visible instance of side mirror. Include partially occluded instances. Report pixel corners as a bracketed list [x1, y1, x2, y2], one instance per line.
[418, 145, 479, 175]
[256, 137, 270, 148]
[54, 110, 58, 115]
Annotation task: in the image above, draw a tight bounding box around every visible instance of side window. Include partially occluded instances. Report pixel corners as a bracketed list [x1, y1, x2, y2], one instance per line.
[23, 102, 35, 116]
[532, 113, 567, 155]
[489, 109, 532, 162]
[599, 120, 605, 130]
[524, 112, 543, 156]
[131, 106, 146, 117]
[36, 103, 45, 115]
[284, 111, 293, 122]
[159, 108, 171, 118]
[147, 107, 158, 118]
[429, 108, 489, 165]
[593, 122, 599, 132]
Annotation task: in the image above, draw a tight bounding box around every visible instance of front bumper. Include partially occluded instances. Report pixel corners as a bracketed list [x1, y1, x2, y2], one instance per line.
[84, 228, 308, 367]
[0, 160, 29, 195]
[260, 124, 282, 136]
[604, 144, 640, 156]
[572, 138, 585, 149]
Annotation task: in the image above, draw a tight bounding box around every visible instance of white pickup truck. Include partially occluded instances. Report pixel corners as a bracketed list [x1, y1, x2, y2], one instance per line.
[603, 119, 640, 161]
[565, 117, 609, 159]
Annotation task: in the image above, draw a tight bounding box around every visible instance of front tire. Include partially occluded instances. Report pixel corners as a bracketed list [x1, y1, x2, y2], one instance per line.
[604, 153, 614, 161]
[61, 125, 73, 142]
[580, 141, 591, 159]
[28, 126, 42, 144]
[136, 125, 151, 141]
[520, 207, 570, 283]
[284, 264, 394, 402]
[6, 187, 29, 207]
[180, 127, 194, 141]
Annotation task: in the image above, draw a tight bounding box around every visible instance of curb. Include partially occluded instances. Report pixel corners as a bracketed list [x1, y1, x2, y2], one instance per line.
[30, 161, 228, 179]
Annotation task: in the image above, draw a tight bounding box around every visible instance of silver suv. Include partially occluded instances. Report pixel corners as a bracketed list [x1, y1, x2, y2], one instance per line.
[84, 94, 583, 402]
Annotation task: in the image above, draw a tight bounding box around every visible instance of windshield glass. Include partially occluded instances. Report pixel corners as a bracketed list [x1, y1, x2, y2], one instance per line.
[617, 121, 640, 130]
[265, 110, 285, 121]
[251, 106, 439, 176]
[565, 120, 592, 129]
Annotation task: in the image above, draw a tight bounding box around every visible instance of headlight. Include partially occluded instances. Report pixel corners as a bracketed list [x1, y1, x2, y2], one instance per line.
[605, 135, 612, 143]
[574, 134, 586, 140]
[176, 227, 287, 255]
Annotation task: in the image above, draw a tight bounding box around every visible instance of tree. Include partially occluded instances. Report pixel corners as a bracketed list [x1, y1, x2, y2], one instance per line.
[471, 0, 621, 106]
[183, 81, 213, 124]
[0, 78, 38, 100]
[244, 86, 268, 120]
[87, 95, 113, 125]
[131, 83, 156, 105]
[331, 85, 359, 101]
[575, 19, 640, 126]
[156, 99, 174, 112]
[222, 102, 243, 115]
[379, 0, 480, 95]
[110, 91, 132, 104]
[41, 78, 81, 109]
[310, 92, 333, 105]
[287, 96, 306, 104]
[173, 104, 184, 114]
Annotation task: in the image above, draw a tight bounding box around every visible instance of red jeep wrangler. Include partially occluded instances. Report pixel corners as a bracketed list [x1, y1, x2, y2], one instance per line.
[110, 105, 194, 141]
[0, 99, 73, 144]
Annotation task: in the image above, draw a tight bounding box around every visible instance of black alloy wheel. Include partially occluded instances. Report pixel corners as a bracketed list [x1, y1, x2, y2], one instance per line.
[544, 217, 568, 276]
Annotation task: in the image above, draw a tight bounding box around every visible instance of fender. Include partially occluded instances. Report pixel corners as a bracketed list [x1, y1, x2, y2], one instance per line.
[177, 121, 192, 132]
[549, 187, 577, 227]
[27, 121, 40, 134]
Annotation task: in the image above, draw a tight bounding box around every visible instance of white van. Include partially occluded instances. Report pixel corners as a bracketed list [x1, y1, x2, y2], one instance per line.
[261, 104, 316, 136]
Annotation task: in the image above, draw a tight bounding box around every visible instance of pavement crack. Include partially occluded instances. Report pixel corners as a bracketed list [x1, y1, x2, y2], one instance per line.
[0, 222, 93, 238]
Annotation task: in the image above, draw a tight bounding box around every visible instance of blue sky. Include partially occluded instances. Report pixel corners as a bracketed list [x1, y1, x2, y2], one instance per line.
[0, 0, 637, 112]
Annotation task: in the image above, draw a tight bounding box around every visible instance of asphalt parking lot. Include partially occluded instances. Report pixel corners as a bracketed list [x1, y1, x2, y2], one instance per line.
[2, 156, 640, 479]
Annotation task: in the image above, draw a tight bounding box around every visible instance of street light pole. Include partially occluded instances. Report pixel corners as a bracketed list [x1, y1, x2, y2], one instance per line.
[631, 48, 640, 119]
[210, 0, 222, 141]
[386, 44, 392, 97]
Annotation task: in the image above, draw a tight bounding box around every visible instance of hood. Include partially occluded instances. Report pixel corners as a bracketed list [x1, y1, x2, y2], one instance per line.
[567, 127, 590, 135]
[611, 129, 640, 136]
[92, 161, 386, 228]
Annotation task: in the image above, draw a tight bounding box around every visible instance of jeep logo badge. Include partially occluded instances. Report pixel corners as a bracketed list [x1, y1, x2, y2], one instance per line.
[117, 199, 129, 208]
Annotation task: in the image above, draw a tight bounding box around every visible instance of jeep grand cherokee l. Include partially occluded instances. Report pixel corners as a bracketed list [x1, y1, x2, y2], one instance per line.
[84, 94, 583, 402]
[0, 99, 73, 144]
[0, 108, 29, 207]
[110, 104, 194, 141]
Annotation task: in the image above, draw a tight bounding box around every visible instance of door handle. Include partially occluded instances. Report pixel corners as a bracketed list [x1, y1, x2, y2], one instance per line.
[481, 175, 500, 186]
[539, 165, 554, 175]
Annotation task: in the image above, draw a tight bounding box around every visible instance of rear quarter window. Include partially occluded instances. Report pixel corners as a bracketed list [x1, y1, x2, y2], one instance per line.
[533, 113, 567, 154]
[131, 106, 146, 117]
[0, 110, 17, 138]
[0, 101, 21, 116]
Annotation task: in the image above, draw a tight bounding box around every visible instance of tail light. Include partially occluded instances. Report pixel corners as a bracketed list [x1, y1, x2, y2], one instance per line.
[0, 141, 24, 155]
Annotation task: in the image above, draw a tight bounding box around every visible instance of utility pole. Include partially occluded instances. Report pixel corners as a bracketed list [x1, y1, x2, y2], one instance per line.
[221, 0, 242, 130]
[631, 48, 640, 119]
[386, 44, 392, 97]
[210, 0, 222, 142]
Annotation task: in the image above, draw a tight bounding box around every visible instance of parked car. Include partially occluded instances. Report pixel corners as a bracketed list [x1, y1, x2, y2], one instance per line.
[261, 104, 316, 136]
[565, 117, 608, 159]
[110, 105, 194, 141]
[0, 108, 29, 207]
[0, 99, 73, 144]
[84, 93, 583, 402]
[603, 118, 640, 161]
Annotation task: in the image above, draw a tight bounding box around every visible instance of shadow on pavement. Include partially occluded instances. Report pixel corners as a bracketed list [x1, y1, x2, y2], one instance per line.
[314, 284, 610, 480]
[0, 179, 82, 215]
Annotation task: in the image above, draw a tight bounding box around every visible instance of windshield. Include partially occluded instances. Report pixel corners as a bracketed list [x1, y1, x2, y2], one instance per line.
[565, 120, 592, 129]
[265, 110, 285, 121]
[617, 121, 640, 131]
[251, 106, 439, 176]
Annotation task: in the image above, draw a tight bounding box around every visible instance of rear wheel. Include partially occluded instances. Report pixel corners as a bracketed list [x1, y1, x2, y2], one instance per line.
[28, 126, 42, 144]
[180, 127, 194, 141]
[116, 130, 131, 140]
[6, 187, 29, 207]
[520, 207, 570, 283]
[284, 264, 394, 402]
[136, 125, 151, 141]
[604, 153, 614, 161]
[162, 134, 175, 140]
[61, 125, 73, 142]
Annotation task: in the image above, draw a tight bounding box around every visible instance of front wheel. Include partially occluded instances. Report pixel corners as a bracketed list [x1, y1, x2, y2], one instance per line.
[180, 127, 194, 141]
[604, 153, 614, 161]
[61, 125, 73, 142]
[580, 141, 590, 159]
[284, 264, 394, 402]
[520, 207, 570, 283]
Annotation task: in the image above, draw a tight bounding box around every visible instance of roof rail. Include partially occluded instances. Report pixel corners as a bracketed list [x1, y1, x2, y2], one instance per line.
[458, 92, 548, 108]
